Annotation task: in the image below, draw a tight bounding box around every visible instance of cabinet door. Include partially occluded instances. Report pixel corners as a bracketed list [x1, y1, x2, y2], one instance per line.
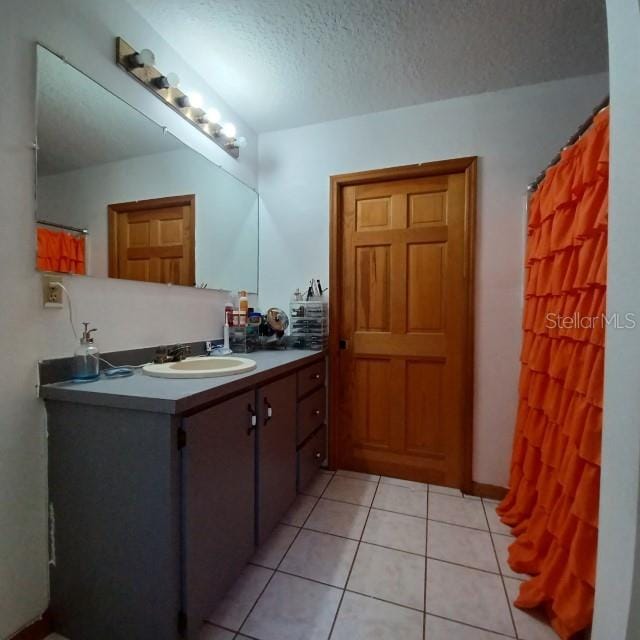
[257, 374, 297, 544]
[182, 390, 257, 638]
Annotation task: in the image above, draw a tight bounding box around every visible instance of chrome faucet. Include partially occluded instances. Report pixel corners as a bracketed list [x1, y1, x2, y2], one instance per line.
[153, 344, 192, 364]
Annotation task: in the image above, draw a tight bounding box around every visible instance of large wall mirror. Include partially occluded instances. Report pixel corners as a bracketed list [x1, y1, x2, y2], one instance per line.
[35, 45, 259, 293]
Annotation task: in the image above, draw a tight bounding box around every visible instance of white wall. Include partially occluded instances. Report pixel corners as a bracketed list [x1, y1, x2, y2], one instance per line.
[258, 73, 610, 488]
[593, 1, 640, 638]
[38, 148, 260, 293]
[0, 0, 257, 636]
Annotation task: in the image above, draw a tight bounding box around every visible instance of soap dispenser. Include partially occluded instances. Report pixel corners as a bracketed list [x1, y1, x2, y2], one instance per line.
[73, 322, 100, 382]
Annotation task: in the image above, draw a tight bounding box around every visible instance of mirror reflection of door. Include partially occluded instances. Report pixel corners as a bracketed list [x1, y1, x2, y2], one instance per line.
[108, 194, 195, 286]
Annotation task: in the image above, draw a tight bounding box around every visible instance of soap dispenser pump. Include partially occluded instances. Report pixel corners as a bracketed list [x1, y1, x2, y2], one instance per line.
[73, 322, 100, 382]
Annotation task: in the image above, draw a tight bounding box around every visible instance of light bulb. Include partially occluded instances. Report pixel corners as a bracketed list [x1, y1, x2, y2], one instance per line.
[165, 72, 180, 88]
[205, 108, 221, 124]
[138, 49, 156, 66]
[186, 91, 204, 109]
[221, 122, 237, 138]
[235, 136, 248, 148]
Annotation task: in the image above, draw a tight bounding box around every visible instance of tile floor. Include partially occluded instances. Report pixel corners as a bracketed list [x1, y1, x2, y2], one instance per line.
[203, 469, 558, 640]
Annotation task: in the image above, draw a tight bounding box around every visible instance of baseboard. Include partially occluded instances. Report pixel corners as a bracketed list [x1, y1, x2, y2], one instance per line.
[469, 481, 508, 501]
[9, 610, 51, 640]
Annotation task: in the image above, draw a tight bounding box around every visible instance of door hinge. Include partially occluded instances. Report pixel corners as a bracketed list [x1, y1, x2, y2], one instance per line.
[177, 610, 187, 636]
[177, 428, 187, 450]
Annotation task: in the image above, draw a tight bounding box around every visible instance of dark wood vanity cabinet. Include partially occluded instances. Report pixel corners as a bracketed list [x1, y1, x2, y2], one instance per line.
[182, 390, 256, 636]
[44, 354, 325, 640]
[256, 375, 297, 544]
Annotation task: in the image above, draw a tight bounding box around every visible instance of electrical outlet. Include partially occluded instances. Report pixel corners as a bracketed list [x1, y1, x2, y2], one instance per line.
[42, 274, 63, 308]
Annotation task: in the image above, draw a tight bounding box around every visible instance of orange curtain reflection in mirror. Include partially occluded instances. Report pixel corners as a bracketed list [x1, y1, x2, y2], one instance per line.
[36, 227, 86, 275]
[498, 108, 609, 639]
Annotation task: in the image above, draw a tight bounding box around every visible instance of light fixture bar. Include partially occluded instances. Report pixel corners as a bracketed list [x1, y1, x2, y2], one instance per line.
[115, 37, 240, 159]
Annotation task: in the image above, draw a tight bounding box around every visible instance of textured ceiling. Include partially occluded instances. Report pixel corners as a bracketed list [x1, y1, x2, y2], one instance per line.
[126, 0, 608, 132]
[37, 46, 183, 176]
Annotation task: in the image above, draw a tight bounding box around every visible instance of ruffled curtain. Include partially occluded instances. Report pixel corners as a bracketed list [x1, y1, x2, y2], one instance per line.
[37, 227, 86, 275]
[497, 108, 609, 638]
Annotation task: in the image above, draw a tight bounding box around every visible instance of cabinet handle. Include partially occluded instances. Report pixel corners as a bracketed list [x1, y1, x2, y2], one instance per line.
[314, 452, 322, 460]
[264, 398, 273, 424]
[247, 404, 257, 435]
[313, 409, 321, 416]
[312, 373, 321, 380]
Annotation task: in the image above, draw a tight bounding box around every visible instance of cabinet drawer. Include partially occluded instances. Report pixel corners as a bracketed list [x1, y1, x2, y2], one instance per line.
[297, 359, 326, 399]
[297, 386, 326, 445]
[297, 425, 327, 491]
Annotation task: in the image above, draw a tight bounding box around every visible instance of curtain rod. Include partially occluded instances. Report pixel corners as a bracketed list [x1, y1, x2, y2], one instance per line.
[527, 95, 610, 193]
[36, 219, 89, 235]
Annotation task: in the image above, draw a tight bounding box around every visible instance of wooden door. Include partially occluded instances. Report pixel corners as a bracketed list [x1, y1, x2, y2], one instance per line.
[182, 391, 256, 639]
[330, 159, 476, 490]
[108, 194, 195, 285]
[256, 374, 297, 544]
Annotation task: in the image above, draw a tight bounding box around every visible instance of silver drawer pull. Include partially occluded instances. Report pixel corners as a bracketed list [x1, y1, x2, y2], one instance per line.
[314, 452, 322, 460]
[313, 409, 321, 416]
[312, 373, 321, 380]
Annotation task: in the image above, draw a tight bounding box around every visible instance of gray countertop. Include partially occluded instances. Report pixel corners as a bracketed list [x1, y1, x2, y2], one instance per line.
[40, 350, 324, 415]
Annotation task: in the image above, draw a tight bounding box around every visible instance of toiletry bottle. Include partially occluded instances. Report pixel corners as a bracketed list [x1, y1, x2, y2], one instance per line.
[239, 290, 249, 327]
[73, 322, 100, 381]
[225, 301, 234, 327]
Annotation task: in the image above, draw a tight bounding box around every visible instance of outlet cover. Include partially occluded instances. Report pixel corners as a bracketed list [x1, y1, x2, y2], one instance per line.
[42, 274, 63, 308]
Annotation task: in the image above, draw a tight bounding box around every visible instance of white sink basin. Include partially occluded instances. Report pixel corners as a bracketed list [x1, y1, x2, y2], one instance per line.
[143, 356, 257, 379]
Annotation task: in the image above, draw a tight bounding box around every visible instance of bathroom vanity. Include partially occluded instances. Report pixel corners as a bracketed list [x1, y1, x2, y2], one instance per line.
[41, 350, 326, 640]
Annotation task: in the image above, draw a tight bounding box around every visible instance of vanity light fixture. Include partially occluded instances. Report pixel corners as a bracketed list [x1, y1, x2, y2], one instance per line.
[115, 37, 242, 158]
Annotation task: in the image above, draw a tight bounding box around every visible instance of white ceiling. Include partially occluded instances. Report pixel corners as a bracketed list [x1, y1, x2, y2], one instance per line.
[37, 46, 183, 176]
[126, 0, 608, 133]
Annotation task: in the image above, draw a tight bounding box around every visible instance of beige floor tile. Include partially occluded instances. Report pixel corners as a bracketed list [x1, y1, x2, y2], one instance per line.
[198, 624, 236, 640]
[429, 493, 488, 530]
[280, 529, 358, 587]
[305, 498, 369, 539]
[347, 542, 425, 610]
[323, 475, 377, 506]
[300, 470, 334, 497]
[504, 577, 557, 640]
[362, 508, 427, 555]
[251, 524, 299, 569]
[336, 469, 380, 482]
[427, 520, 498, 573]
[241, 572, 341, 640]
[281, 494, 318, 526]
[207, 564, 273, 630]
[425, 559, 514, 636]
[381, 476, 429, 492]
[429, 483, 463, 497]
[492, 533, 526, 580]
[372, 483, 428, 518]
[483, 500, 514, 536]
[331, 591, 423, 640]
[425, 615, 509, 639]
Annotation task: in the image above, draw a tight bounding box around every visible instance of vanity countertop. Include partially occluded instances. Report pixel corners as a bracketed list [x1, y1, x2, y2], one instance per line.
[40, 350, 324, 415]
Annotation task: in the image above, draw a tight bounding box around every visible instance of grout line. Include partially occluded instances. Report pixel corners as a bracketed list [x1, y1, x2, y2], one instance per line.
[327, 475, 381, 639]
[482, 497, 519, 639]
[235, 486, 326, 635]
[425, 611, 518, 639]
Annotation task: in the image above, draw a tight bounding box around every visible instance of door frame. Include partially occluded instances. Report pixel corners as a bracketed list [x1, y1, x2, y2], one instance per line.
[328, 157, 477, 493]
[108, 193, 196, 284]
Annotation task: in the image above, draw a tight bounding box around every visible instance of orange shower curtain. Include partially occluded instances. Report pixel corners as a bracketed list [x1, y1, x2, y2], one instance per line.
[497, 108, 608, 638]
[37, 227, 86, 275]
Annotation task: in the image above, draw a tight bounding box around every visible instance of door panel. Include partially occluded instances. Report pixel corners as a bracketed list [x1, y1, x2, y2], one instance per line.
[108, 195, 195, 286]
[182, 391, 256, 639]
[333, 161, 475, 488]
[256, 375, 297, 544]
